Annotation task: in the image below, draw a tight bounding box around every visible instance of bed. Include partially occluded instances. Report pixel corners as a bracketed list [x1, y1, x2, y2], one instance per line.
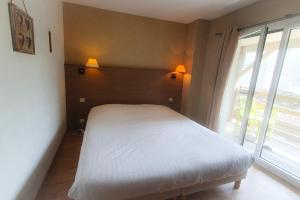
[68, 104, 254, 200]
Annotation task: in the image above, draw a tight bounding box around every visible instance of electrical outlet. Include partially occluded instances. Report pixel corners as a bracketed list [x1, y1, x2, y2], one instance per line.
[168, 97, 174, 102]
[79, 98, 85, 103]
[79, 118, 85, 124]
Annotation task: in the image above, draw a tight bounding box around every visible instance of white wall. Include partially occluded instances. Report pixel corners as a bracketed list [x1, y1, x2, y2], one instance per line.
[0, 0, 66, 199]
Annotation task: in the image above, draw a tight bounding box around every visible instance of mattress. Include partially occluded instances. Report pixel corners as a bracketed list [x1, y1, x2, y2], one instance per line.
[68, 104, 253, 200]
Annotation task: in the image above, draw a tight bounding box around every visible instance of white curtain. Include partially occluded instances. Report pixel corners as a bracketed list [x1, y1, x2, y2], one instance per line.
[208, 27, 240, 131]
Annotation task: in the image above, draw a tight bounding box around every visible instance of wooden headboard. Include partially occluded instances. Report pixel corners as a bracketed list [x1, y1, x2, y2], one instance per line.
[65, 64, 183, 130]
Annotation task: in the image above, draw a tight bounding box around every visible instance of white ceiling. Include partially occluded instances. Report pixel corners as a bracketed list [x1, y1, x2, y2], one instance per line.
[64, 0, 260, 23]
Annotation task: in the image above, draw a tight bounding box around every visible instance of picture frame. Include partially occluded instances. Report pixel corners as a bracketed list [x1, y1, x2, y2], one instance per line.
[8, 2, 35, 54]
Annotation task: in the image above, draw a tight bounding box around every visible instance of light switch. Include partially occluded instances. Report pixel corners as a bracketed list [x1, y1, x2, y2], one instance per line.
[79, 118, 85, 124]
[79, 98, 85, 103]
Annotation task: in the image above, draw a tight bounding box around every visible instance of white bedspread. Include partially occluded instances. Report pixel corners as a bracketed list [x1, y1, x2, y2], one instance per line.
[68, 104, 253, 200]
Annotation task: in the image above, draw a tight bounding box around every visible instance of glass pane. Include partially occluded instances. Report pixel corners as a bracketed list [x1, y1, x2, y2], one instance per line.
[261, 28, 300, 178]
[219, 32, 261, 143]
[243, 31, 283, 153]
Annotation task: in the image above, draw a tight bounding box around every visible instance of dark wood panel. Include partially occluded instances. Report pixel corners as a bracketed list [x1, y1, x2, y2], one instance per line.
[65, 64, 183, 130]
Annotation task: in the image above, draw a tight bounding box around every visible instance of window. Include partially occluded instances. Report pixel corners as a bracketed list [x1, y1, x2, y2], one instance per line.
[261, 28, 300, 178]
[219, 16, 300, 187]
[219, 32, 261, 144]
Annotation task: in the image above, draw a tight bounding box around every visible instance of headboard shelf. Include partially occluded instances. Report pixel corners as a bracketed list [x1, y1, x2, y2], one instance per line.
[65, 64, 183, 130]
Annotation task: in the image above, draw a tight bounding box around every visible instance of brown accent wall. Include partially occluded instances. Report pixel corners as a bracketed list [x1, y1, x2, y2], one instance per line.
[63, 3, 187, 70]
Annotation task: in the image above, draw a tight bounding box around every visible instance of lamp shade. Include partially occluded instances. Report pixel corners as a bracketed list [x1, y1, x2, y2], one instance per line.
[175, 64, 186, 73]
[85, 58, 99, 68]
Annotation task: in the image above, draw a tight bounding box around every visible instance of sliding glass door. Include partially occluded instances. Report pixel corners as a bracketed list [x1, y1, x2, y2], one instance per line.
[243, 30, 283, 153]
[220, 16, 300, 187]
[259, 27, 300, 179]
[219, 30, 263, 144]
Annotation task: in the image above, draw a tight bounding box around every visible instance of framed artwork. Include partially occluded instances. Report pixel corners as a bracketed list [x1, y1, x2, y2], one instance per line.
[8, 2, 35, 54]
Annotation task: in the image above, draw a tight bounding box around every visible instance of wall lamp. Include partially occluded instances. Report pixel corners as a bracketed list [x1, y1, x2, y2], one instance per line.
[171, 64, 186, 79]
[78, 58, 99, 75]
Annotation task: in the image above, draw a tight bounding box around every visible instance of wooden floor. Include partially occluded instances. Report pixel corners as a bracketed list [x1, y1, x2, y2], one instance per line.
[36, 132, 300, 200]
